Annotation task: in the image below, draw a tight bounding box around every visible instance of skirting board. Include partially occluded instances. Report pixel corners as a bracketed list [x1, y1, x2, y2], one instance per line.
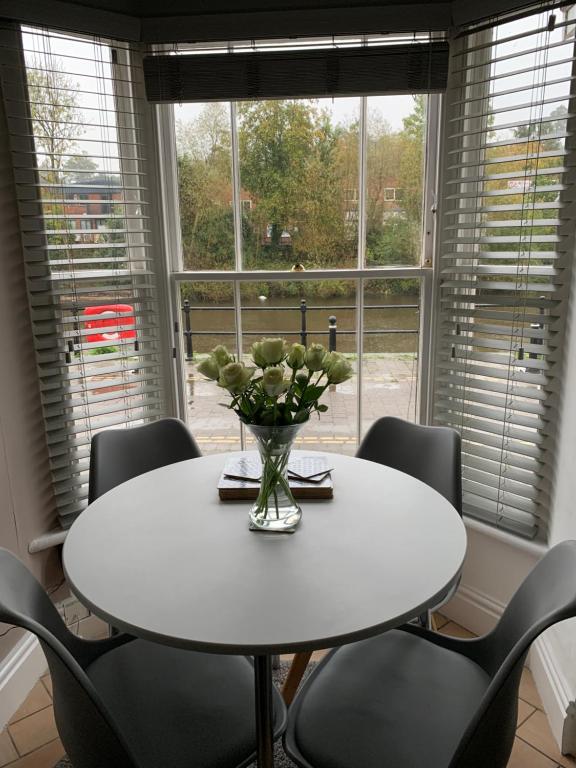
[443, 581, 575, 757]
[0, 633, 47, 730]
[531, 634, 576, 757]
[442, 581, 505, 636]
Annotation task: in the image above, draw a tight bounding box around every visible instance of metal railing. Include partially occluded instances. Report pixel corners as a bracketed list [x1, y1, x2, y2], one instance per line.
[181, 298, 419, 360]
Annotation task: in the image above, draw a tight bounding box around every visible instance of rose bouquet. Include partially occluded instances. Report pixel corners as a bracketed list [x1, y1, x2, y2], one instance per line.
[197, 339, 353, 533]
[197, 338, 353, 426]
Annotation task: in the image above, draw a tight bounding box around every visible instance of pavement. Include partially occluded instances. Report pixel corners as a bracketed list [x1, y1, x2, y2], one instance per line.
[185, 355, 419, 455]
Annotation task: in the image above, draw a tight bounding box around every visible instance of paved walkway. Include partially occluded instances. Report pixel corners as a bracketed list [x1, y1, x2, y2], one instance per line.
[185, 355, 419, 455]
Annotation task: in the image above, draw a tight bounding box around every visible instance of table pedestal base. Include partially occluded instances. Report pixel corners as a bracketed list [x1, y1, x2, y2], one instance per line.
[255, 655, 274, 768]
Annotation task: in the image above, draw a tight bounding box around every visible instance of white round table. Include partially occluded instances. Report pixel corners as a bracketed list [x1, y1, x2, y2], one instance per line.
[63, 451, 467, 768]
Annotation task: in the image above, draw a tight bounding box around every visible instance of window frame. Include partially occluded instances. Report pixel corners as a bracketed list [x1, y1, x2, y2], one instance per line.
[153, 92, 442, 446]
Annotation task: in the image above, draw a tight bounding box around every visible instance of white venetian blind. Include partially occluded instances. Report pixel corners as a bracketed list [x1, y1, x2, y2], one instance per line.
[434, 7, 576, 539]
[0, 25, 170, 528]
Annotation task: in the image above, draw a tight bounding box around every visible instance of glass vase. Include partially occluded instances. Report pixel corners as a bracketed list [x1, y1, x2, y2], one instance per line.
[246, 423, 303, 533]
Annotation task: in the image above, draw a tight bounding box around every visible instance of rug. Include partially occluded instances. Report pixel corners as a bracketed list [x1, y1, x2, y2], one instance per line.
[54, 661, 309, 768]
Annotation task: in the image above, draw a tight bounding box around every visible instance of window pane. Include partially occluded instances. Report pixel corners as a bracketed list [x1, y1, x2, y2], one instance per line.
[175, 103, 235, 270]
[239, 98, 360, 270]
[366, 95, 426, 266]
[180, 281, 240, 453]
[239, 280, 358, 454]
[184, 279, 359, 455]
[362, 279, 420, 437]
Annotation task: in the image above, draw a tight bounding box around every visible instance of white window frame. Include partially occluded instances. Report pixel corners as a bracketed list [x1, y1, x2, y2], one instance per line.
[153, 93, 442, 446]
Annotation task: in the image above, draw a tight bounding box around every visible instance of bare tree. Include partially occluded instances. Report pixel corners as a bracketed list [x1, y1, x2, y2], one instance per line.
[26, 56, 83, 183]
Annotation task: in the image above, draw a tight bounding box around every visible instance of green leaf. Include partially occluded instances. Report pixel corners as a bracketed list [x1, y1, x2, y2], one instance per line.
[316, 403, 328, 412]
[301, 385, 324, 404]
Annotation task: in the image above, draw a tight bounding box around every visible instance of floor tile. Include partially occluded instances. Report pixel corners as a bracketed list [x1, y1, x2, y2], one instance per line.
[517, 710, 576, 767]
[518, 698, 536, 727]
[40, 677, 52, 699]
[8, 707, 58, 757]
[9, 683, 51, 725]
[433, 612, 449, 630]
[0, 730, 18, 767]
[4, 738, 64, 768]
[507, 737, 559, 768]
[437, 621, 477, 639]
[520, 668, 545, 710]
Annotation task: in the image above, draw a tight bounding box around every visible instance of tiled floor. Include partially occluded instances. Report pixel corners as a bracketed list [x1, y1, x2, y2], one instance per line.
[0, 615, 574, 768]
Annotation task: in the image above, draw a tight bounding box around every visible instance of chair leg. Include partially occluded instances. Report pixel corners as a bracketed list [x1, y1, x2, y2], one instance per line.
[282, 651, 313, 706]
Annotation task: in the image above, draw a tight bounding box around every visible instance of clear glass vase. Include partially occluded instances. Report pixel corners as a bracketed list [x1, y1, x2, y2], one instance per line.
[246, 423, 303, 533]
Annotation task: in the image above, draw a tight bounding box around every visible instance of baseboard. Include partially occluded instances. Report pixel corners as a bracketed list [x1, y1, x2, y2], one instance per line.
[0, 633, 47, 730]
[530, 634, 575, 756]
[442, 581, 506, 636]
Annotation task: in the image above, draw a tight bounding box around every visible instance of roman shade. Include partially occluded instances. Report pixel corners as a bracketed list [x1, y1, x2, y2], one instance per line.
[143, 41, 449, 103]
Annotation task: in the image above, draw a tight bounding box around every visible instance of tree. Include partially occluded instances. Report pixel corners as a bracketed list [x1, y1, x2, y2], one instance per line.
[238, 100, 356, 267]
[27, 56, 83, 184]
[176, 106, 235, 270]
[63, 152, 98, 182]
[398, 95, 425, 225]
[513, 104, 568, 143]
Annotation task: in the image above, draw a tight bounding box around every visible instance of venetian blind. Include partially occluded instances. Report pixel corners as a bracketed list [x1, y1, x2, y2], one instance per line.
[434, 8, 576, 539]
[0, 25, 170, 528]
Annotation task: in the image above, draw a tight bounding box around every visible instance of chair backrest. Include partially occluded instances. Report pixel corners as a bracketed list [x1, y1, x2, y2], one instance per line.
[0, 548, 140, 768]
[450, 540, 576, 768]
[356, 416, 462, 514]
[88, 417, 201, 503]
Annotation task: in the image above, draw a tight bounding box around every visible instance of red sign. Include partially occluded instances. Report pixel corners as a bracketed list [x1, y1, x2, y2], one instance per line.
[85, 304, 136, 344]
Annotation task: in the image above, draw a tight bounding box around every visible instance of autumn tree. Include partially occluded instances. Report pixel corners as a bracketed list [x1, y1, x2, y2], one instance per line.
[238, 100, 357, 268]
[176, 104, 234, 270]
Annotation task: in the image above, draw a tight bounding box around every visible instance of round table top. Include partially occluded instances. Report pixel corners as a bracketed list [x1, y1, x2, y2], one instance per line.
[63, 451, 467, 655]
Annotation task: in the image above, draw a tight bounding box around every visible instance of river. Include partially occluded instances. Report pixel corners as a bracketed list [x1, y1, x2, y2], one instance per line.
[185, 294, 420, 355]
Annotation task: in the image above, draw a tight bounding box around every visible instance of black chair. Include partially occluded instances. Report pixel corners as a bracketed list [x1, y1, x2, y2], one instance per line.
[281, 417, 462, 705]
[0, 547, 287, 768]
[284, 540, 576, 768]
[355, 416, 462, 515]
[88, 417, 201, 503]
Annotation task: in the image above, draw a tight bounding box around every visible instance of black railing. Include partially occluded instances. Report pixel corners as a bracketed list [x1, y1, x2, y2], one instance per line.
[181, 298, 419, 359]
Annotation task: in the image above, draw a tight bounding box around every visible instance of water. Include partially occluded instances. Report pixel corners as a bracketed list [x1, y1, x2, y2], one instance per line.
[184, 294, 420, 355]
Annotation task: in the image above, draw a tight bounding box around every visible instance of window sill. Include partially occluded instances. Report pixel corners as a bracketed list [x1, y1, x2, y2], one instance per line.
[28, 528, 68, 554]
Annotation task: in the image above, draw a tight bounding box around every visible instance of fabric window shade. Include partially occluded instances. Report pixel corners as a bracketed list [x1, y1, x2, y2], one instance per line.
[143, 40, 449, 103]
[433, 8, 576, 539]
[0, 26, 169, 528]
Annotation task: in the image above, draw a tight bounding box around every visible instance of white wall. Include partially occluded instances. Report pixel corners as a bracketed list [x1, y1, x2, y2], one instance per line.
[545, 253, 576, 753]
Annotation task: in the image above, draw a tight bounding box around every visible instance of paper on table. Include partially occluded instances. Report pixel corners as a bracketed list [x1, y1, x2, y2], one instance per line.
[218, 453, 333, 500]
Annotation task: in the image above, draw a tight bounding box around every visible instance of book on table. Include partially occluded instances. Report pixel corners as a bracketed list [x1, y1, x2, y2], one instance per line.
[218, 452, 333, 500]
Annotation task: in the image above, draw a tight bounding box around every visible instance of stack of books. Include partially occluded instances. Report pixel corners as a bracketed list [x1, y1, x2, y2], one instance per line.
[218, 452, 333, 501]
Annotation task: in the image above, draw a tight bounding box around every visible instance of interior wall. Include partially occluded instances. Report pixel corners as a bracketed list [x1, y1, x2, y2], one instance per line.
[547, 246, 576, 714]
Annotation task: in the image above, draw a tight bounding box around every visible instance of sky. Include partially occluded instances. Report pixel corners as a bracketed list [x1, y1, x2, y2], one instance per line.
[176, 94, 417, 131]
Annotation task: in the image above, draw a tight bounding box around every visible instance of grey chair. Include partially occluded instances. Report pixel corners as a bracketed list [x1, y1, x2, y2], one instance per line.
[281, 416, 462, 705]
[284, 540, 576, 768]
[0, 547, 287, 768]
[88, 417, 201, 503]
[355, 416, 462, 516]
